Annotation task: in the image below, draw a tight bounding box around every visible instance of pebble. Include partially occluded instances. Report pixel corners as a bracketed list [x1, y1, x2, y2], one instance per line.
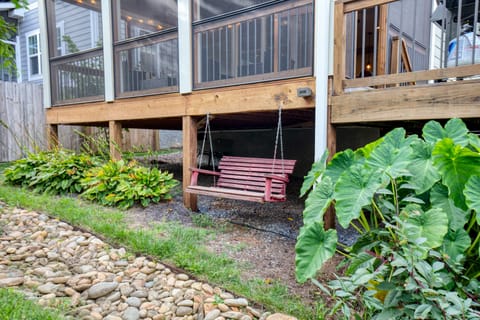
[0, 203, 293, 320]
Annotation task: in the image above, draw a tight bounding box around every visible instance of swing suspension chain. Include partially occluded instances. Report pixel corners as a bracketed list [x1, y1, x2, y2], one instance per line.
[198, 113, 209, 170]
[198, 113, 216, 184]
[272, 106, 285, 175]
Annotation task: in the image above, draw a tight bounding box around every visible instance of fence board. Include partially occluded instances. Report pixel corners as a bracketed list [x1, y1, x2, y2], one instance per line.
[0, 81, 45, 162]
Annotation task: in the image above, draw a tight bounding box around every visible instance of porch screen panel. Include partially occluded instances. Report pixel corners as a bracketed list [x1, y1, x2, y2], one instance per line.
[114, 0, 177, 41]
[46, 0, 105, 105]
[116, 35, 178, 97]
[113, 0, 179, 97]
[50, 50, 104, 103]
[193, 0, 313, 89]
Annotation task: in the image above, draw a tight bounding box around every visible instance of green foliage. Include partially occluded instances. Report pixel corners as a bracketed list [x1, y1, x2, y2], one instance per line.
[0, 288, 65, 320]
[0, 0, 28, 74]
[80, 159, 178, 209]
[3, 150, 99, 194]
[296, 118, 480, 318]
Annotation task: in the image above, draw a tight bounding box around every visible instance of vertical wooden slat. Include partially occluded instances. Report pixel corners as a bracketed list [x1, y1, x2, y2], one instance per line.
[376, 4, 388, 76]
[183, 116, 198, 211]
[333, 1, 346, 95]
[109, 120, 122, 161]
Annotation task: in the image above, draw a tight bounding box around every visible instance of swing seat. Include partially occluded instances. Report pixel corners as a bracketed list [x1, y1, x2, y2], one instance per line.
[186, 156, 296, 203]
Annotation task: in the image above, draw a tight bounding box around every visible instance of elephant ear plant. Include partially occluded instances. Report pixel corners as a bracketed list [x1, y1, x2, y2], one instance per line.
[296, 118, 480, 319]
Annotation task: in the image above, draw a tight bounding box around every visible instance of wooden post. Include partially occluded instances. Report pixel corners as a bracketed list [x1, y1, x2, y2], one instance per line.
[182, 116, 198, 211]
[324, 103, 337, 230]
[109, 120, 122, 161]
[376, 4, 388, 76]
[333, 1, 346, 95]
[47, 124, 59, 150]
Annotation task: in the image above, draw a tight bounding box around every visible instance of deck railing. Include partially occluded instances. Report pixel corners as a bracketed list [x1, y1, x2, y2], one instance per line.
[193, 0, 313, 89]
[334, 0, 480, 95]
[50, 49, 104, 105]
[114, 32, 178, 98]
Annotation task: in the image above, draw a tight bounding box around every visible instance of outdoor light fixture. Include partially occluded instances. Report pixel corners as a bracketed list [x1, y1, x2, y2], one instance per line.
[297, 87, 312, 97]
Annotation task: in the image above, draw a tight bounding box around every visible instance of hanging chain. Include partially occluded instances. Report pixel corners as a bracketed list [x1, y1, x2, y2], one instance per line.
[272, 106, 285, 175]
[198, 113, 209, 169]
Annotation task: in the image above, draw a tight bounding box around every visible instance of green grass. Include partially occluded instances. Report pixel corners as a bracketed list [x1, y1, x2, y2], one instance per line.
[0, 288, 65, 320]
[0, 162, 11, 174]
[0, 183, 318, 319]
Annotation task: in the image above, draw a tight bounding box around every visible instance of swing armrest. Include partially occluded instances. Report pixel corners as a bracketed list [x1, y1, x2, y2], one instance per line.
[189, 167, 220, 186]
[264, 174, 289, 183]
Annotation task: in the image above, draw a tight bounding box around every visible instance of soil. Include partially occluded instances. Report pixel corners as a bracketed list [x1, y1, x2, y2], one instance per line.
[128, 151, 344, 309]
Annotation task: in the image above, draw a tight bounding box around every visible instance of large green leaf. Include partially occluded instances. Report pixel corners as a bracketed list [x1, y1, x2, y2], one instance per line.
[441, 228, 471, 262]
[468, 133, 480, 152]
[334, 164, 383, 228]
[423, 118, 469, 147]
[430, 184, 468, 230]
[303, 176, 334, 225]
[444, 118, 469, 147]
[401, 205, 448, 249]
[365, 128, 414, 179]
[295, 223, 337, 283]
[324, 149, 356, 185]
[300, 151, 328, 198]
[433, 138, 480, 210]
[408, 140, 441, 194]
[464, 175, 480, 224]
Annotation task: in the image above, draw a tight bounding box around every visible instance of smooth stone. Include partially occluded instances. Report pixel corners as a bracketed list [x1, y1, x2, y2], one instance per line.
[265, 314, 298, 320]
[88, 282, 118, 299]
[176, 306, 193, 316]
[37, 282, 58, 294]
[126, 296, 142, 308]
[224, 298, 248, 307]
[178, 299, 194, 307]
[221, 311, 245, 320]
[0, 277, 24, 287]
[130, 290, 148, 298]
[205, 309, 221, 320]
[123, 307, 140, 320]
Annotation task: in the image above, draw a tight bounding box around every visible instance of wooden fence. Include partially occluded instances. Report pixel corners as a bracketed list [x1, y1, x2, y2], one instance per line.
[0, 81, 45, 162]
[0, 81, 168, 162]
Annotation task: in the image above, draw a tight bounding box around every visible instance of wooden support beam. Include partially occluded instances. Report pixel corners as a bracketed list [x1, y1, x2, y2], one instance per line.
[324, 104, 337, 230]
[376, 4, 388, 76]
[45, 77, 315, 125]
[342, 0, 397, 13]
[331, 80, 480, 123]
[47, 124, 59, 150]
[333, 1, 346, 95]
[182, 116, 198, 211]
[109, 120, 122, 161]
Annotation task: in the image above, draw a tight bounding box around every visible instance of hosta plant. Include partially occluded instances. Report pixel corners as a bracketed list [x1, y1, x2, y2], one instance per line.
[296, 118, 480, 318]
[3, 150, 99, 194]
[81, 159, 178, 209]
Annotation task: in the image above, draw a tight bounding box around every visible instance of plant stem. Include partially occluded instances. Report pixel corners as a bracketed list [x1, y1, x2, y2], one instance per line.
[359, 210, 370, 232]
[466, 211, 477, 233]
[349, 221, 364, 235]
[466, 231, 480, 256]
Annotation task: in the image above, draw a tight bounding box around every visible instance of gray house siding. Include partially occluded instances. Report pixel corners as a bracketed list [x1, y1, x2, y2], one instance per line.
[17, 0, 42, 84]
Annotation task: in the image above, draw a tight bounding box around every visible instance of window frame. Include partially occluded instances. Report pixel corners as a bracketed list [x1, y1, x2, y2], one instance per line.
[26, 29, 42, 81]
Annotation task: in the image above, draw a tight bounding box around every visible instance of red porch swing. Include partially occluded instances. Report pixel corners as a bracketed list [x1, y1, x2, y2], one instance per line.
[185, 107, 296, 203]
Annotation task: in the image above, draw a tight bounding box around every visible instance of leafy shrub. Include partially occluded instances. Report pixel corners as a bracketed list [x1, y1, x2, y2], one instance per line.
[296, 118, 480, 318]
[81, 159, 178, 209]
[4, 150, 99, 194]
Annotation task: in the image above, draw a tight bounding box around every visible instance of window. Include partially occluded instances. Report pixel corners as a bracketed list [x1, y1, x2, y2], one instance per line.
[26, 30, 41, 80]
[56, 23, 64, 56]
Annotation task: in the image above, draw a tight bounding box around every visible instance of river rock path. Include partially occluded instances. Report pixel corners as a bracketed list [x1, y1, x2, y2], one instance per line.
[0, 203, 295, 320]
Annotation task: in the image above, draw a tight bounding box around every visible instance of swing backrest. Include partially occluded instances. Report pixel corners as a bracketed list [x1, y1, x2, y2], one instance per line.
[216, 156, 296, 194]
